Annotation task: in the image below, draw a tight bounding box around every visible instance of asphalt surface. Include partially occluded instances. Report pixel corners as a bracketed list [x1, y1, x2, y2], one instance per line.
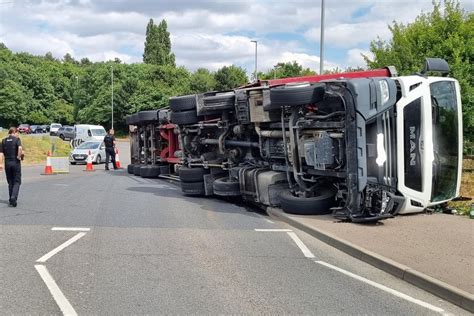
[0, 143, 469, 314]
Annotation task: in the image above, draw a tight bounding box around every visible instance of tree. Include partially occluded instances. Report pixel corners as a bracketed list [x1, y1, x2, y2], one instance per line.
[259, 61, 316, 80]
[143, 19, 176, 66]
[214, 65, 248, 90]
[364, 0, 473, 141]
[190, 68, 216, 93]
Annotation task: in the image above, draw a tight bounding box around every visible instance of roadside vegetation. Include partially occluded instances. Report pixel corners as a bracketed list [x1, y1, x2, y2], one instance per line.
[0, 132, 71, 166]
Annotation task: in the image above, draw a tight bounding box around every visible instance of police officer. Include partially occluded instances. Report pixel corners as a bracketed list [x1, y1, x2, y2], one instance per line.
[104, 128, 117, 170]
[0, 127, 23, 207]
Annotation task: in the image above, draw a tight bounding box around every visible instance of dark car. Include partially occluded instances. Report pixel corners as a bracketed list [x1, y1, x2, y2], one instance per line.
[18, 124, 31, 134]
[57, 126, 75, 140]
[30, 125, 40, 133]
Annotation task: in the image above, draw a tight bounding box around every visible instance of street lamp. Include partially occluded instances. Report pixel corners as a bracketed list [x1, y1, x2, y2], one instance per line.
[111, 66, 114, 130]
[320, 0, 325, 74]
[250, 40, 258, 81]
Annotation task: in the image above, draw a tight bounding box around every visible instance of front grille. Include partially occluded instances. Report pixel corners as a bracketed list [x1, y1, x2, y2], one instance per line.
[382, 111, 396, 185]
[73, 154, 87, 160]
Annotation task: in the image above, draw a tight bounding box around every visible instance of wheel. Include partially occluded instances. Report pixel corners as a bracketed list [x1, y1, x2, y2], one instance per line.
[201, 92, 235, 112]
[59, 134, 65, 140]
[138, 110, 159, 122]
[127, 164, 135, 174]
[95, 155, 102, 164]
[268, 83, 325, 109]
[159, 164, 170, 175]
[169, 94, 198, 112]
[213, 177, 240, 196]
[170, 110, 200, 125]
[133, 164, 142, 176]
[140, 165, 161, 178]
[181, 181, 205, 196]
[280, 188, 336, 215]
[70, 162, 77, 165]
[179, 167, 209, 182]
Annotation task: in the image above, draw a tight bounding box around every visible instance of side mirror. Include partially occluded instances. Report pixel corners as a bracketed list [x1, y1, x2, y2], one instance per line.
[421, 58, 450, 75]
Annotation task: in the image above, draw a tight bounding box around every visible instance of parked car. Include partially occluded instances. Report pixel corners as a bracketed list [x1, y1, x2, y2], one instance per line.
[30, 125, 40, 133]
[69, 141, 105, 165]
[50, 123, 62, 136]
[57, 126, 75, 140]
[37, 125, 49, 133]
[18, 124, 31, 134]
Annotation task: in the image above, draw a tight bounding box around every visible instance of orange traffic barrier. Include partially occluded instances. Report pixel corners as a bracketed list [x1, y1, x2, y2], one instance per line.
[41, 151, 54, 175]
[84, 150, 95, 172]
[115, 148, 122, 169]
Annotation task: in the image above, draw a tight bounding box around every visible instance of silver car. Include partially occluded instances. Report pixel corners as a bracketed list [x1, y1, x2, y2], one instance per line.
[69, 141, 106, 165]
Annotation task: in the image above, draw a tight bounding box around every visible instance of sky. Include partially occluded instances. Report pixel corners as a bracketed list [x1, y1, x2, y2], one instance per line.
[0, 0, 472, 76]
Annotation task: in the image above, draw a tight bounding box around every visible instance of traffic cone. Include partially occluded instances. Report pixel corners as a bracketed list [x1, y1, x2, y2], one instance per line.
[84, 150, 95, 172]
[41, 151, 54, 175]
[115, 148, 122, 169]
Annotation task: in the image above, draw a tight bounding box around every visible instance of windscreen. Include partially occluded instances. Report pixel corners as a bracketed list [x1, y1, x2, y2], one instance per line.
[52, 124, 61, 128]
[77, 142, 100, 149]
[430, 81, 459, 202]
[91, 129, 106, 136]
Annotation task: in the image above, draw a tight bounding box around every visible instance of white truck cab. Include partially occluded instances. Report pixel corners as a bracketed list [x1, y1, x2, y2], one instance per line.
[395, 76, 462, 213]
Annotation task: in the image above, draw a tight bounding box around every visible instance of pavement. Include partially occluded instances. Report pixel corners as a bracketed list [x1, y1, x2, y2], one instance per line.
[0, 141, 471, 314]
[267, 208, 474, 312]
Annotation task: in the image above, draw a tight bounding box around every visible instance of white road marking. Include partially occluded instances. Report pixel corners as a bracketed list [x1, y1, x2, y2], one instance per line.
[254, 229, 292, 232]
[287, 232, 315, 258]
[315, 261, 446, 314]
[265, 219, 275, 224]
[36, 232, 87, 263]
[35, 265, 78, 316]
[52, 184, 69, 187]
[52, 227, 90, 232]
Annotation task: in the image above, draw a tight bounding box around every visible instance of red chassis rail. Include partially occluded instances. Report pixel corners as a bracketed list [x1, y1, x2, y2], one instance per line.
[159, 123, 180, 164]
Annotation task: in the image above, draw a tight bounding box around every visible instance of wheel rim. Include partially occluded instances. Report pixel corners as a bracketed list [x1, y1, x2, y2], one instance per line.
[97, 155, 101, 164]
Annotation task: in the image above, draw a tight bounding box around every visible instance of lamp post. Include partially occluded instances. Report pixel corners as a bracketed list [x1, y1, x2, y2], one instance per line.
[320, 0, 325, 75]
[111, 66, 114, 130]
[250, 40, 258, 81]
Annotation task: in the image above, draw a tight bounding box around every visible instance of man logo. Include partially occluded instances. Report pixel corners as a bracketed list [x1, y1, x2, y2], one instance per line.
[409, 126, 416, 166]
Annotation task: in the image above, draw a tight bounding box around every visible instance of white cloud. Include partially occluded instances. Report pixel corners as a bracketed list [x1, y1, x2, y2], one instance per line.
[346, 48, 373, 68]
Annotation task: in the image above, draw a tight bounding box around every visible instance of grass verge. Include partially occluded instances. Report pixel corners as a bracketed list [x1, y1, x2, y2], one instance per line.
[448, 159, 473, 216]
[0, 132, 71, 166]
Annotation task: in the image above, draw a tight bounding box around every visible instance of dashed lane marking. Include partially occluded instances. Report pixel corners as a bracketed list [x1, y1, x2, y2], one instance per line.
[254, 229, 292, 232]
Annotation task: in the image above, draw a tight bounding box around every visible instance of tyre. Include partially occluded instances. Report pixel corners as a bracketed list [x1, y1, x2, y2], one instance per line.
[213, 177, 240, 196]
[280, 188, 336, 215]
[95, 155, 102, 165]
[140, 165, 161, 178]
[159, 164, 170, 175]
[268, 83, 325, 109]
[170, 110, 200, 125]
[138, 110, 159, 122]
[202, 92, 235, 112]
[127, 164, 135, 174]
[133, 164, 142, 176]
[59, 134, 65, 140]
[169, 94, 197, 112]
[179, 167, 209, 182]
[181, 181, 205, 196]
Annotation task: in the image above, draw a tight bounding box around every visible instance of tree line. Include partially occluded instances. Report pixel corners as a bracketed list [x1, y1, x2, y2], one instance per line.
[0, 1, 471, 141]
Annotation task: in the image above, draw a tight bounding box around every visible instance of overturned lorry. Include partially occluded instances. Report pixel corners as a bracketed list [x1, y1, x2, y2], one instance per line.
[126, 58, 463, 223]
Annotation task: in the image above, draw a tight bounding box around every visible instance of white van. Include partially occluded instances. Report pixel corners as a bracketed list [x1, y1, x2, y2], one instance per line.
[72, 124, 107, 148]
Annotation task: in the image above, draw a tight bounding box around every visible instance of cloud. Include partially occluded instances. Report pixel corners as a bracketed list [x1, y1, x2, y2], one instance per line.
[346, 48, 373, 68]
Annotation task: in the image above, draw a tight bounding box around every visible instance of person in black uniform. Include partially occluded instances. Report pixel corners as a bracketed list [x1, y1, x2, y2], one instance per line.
[0, 127, 24, 207]
[104, 129, 117, 170]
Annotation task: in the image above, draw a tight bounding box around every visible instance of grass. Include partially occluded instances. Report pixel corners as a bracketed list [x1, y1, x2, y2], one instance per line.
[0, 132, 72, 166]
[448, 159, 474, 216]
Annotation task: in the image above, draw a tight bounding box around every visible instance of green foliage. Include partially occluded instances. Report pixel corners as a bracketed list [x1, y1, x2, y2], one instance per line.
[364, 0, 473, 141]
[143, 19, 176, 66]
[190, 68, 216, 93]
[259, 61, 316, 80]
[214, 65, 248, 90]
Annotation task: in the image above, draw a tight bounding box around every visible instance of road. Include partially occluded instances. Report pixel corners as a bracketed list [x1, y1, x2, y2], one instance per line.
[0, 142, 468, 315]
